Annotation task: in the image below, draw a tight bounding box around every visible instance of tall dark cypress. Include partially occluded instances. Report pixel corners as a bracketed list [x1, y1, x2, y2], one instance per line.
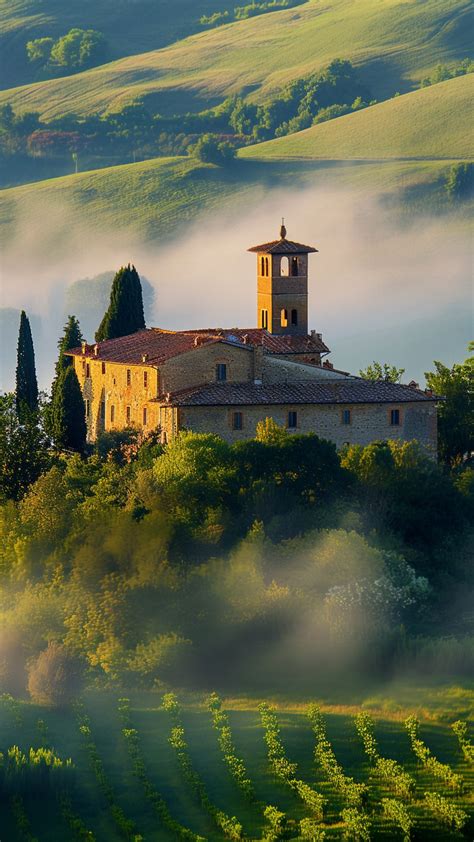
[95, 264, 145, 341]
[15, 310, 38, 422]
[51, 367, 86, 452]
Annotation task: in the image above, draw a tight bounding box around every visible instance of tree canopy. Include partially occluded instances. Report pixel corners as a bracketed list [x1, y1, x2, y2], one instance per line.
[425, 347, 474, 465]
[359, 361, 405, 383]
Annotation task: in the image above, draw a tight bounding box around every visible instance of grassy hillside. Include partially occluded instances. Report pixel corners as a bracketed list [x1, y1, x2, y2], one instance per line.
[0, 688, 472, 841]
[0, 154, 462, 254]
[0, 0, 472, 120]
[0, 0, 240, 90]
[240, 75, 474, 161]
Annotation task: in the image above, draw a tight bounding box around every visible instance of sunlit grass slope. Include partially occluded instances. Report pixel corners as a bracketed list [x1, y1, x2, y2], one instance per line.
[0, 0, 472, 120]
[0, 0, 240, 90]
[240, 75, 474, 161]
[0, 155, 459, 252]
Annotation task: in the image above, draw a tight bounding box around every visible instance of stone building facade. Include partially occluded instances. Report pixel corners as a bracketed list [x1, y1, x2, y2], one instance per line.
[68, 224, 438, 453]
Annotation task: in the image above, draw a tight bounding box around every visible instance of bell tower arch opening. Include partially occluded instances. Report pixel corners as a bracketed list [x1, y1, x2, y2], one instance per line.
[248, 221, 318, 336]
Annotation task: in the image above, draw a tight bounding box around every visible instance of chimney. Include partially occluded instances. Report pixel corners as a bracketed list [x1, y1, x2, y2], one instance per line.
[408, 380, 419, 390]
[93, 344, 99, 357]
[310, 330, 322, 341]
[323, 360, 334, 370]
[243, 334, 249, 344]
[81, 341, 87, 354]
[142, 353, 149, 362]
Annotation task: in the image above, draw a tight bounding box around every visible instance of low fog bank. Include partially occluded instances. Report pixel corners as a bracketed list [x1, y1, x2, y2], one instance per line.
[1, 183, 472, 392]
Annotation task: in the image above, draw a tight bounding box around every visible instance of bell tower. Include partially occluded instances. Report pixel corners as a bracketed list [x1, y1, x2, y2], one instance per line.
[248, 221, 318, 336]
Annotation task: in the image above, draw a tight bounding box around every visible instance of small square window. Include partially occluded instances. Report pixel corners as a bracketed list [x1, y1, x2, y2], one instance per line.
[342, 409, 351, 425]
[101, 362, 106, 375]
[390, 408, 400, 426]
[126, 369, 131, 386]
[232, 411, 243, 430]
[126, 406, 131, 424]
[143, 407, 147, 426]
[143, 371, 148, 389]
[216, 363, 227, 382]
[287, 410, 298, 429]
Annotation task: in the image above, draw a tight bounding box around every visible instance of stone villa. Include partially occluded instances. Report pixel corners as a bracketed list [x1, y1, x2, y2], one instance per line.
[68, 224, 438, 451]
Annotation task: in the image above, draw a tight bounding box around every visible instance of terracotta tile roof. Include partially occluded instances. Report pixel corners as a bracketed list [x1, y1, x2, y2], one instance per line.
[248, 237, 318, 254]
[67, 329, 225, 365]
[67, 327, 330, 364]
[159, 380, 437, 407]
[182, 328, 330, 354]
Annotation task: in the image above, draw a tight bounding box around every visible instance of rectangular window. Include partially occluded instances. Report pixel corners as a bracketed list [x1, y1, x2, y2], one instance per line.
[82, 360, 86, 374]
[342, 408, 351, 425]
[287, 410, 298, 429]
[100, 401, 105, 423]
[143, 370, 148, 389]
[126, 369, 131, 386]
[101, 362, 106, 375]
[261, 309, 268, 330]
[143, 407, 147, 426]
[86, 363, 90, 378]
[110, 405, 115, 423]
[390, 408, 400, 426]
[126, 406, 131, 424]
[216, 363, 227, 382]
[85, 399, 90, 418]
[232, 411, 243, 430]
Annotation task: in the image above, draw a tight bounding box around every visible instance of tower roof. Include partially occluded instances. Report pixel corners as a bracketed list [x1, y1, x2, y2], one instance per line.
[248, 222, 318, 254]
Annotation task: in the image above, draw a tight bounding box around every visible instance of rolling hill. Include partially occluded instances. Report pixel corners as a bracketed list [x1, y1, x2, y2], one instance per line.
[240, 75, 474, 161]
[0, 0, 240, 90]
[0, 153, 465, 258]
[0, 0, 472, 120]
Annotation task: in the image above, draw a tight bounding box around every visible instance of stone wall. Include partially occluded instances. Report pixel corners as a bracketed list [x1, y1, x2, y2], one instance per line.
[160, 342, 253, 394]
[173, 401, 438, 453]
[73, 356, 159, 440]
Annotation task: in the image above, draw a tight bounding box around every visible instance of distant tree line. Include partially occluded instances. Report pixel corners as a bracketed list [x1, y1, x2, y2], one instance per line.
[199, 0, 306, 27]
[420, 57, 474, 88]
[0, 59, 374, 180]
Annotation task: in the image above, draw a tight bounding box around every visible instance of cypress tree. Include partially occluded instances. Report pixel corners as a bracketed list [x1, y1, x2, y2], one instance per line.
[95, 264, 145, 341]
[15, 310, 38, 422]
[51, 367, 87, 452]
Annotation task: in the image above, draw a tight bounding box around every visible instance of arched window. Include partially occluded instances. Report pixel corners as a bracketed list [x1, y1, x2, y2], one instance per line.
[260, 256, 265, 275]
[265, 257, 269, 276]
[280, 256, 289, 276]
[281, 308, 288, 328]
[291, 309, 298, 326]
[261, 309, 268, 329]
[291, 256, 299, 277]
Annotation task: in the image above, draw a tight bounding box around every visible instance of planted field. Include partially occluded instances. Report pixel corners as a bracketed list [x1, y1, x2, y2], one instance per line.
[240, 75, 474, 161]
[0, 0, 472, 119]
[0, 688, 472, 841]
